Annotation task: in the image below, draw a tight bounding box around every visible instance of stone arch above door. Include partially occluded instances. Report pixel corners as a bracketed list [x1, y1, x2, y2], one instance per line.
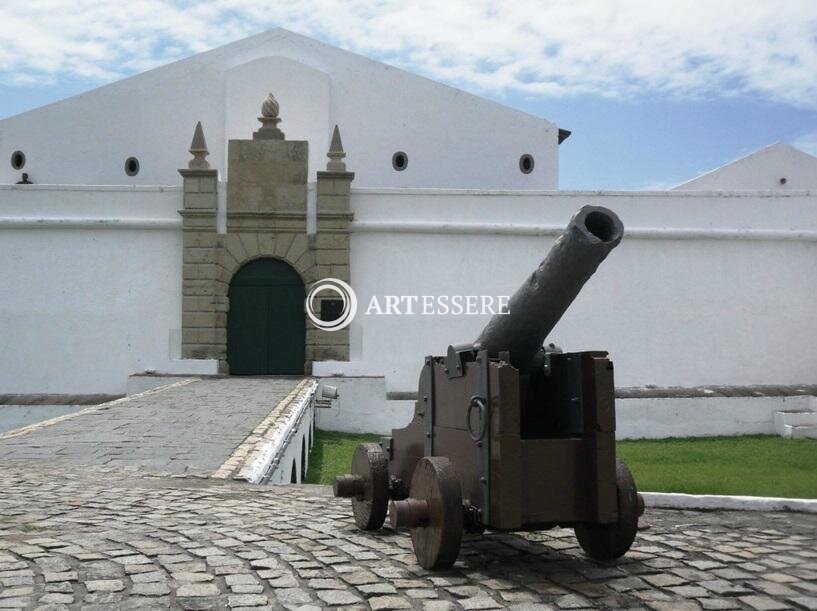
[221, 232, 313, 284]
[180, 228, 351, 374]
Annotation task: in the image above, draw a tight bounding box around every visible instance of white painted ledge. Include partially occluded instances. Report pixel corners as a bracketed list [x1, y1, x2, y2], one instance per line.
[0, 184, 181, 192]
[351, 221, 817, 242]
[311, 360, 388, 378]
[2, 184, 815, 197]
[155, 359, 220, 375]
[642, 492, 817, 514]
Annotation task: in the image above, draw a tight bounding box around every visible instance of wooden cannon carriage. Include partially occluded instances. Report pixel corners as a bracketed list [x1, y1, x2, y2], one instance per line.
[334, 205, 644, 569]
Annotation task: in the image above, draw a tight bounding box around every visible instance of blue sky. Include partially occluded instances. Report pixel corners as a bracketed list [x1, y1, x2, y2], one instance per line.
[1, 1, 816, 190]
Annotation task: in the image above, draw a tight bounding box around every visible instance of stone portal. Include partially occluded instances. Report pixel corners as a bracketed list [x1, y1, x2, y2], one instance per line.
[179, 96, 354, 374]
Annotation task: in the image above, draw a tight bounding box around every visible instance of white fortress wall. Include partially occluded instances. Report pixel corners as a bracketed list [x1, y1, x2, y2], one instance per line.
[2, 184, 816, 407]
[0, 185, 186, 394]
[320, 189, 817, 394]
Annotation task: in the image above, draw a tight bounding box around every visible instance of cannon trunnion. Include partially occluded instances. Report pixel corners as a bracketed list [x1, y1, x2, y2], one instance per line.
[334, 205, 642, 569]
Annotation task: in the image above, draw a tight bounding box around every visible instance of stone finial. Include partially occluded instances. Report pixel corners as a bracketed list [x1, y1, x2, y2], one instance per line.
[188, 121, 210, 169]
[254, 93, 285, 140]
[261, 93, 280, 118]
[326, 125, 347, 171]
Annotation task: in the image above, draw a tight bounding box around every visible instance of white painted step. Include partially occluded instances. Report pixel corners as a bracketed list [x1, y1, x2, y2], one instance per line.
[784, 424, 817, 439]
[774, 410, 817, 438]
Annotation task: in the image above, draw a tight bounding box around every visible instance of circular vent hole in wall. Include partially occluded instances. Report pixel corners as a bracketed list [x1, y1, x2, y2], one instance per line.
[125, 157, 140, 176]
[519, 154, 534, 174]
[392, 151, 408, 171]
[11, 151, 25, 170]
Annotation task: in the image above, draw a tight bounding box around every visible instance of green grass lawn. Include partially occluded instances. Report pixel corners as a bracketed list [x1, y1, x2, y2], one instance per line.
[617, 435, 817, 499]
[307, 430, 817, 498]
[304, 430, 381, 484]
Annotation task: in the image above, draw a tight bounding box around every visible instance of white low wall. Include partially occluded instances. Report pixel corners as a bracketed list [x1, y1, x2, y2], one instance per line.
[0, 185, 184, 394]
[315, 377, 413, 435]
[616, 395, 813, 439]
[263, 396, 315, 485]
[312, 377, 815, 439]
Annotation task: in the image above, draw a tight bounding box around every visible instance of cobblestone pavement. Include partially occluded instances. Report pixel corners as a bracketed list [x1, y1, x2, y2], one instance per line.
[0, 462, 814, 610]
[0, 378, 301, 474]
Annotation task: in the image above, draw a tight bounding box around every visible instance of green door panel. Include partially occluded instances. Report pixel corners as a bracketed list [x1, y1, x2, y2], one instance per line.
[266, 284, 306, 374]
[227, 259, 305, 375]
[226, 285, 269, 375]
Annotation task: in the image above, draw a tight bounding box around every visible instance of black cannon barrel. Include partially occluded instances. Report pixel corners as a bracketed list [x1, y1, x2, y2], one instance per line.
[474, 205, 623, 370]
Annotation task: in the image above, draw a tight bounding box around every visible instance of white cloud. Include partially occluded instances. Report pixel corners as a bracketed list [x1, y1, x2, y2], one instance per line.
[792, 131, 817, 156]
[1, 0, 816, 108]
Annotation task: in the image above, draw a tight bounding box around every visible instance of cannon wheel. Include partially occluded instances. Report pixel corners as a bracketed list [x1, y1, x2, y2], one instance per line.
[409, 456, 463, 570]
[350, 443, 389, 531]
[574, 458, 639, 561]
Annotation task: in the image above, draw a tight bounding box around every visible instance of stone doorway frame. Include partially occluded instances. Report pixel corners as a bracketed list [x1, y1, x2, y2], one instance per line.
[177, 111, 354, 374]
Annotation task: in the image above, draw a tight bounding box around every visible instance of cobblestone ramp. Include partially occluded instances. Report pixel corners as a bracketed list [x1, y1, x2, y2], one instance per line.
[0, 378, 302, 475]
[0, 463, 814, 609]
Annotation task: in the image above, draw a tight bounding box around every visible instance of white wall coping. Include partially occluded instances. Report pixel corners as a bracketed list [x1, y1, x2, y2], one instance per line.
[0, 217, 182, 229]
[350, 187, 817, 198]
[642, 491, 817, 514]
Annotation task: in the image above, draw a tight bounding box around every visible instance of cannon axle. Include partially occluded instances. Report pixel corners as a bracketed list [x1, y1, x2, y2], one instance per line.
[389, 498, 429, 528]
[333, 474, 364, 499]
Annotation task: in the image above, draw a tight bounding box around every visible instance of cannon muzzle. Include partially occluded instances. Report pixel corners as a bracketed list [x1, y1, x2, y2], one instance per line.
[474, 205, 623, 370]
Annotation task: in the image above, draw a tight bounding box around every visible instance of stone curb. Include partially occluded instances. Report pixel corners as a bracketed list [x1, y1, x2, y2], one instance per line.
[642, 491, 817, 514]
[0, 378, 199, 441]
[0, 393, 124, 405]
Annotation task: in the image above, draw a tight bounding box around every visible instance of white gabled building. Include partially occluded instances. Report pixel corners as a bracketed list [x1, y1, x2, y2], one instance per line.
[673, 143, 817, 191]
[0, 28, 562, 190]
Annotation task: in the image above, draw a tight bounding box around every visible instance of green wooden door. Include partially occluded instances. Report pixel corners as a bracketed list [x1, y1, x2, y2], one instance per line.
[227, 258, 305, 375]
